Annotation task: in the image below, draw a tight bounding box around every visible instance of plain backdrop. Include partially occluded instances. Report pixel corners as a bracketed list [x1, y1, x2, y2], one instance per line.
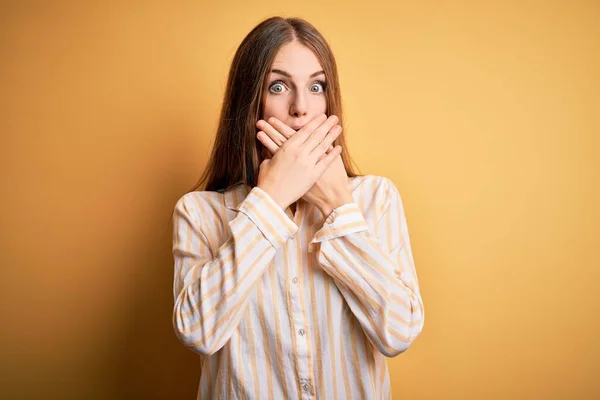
[1, 1, 599, 399]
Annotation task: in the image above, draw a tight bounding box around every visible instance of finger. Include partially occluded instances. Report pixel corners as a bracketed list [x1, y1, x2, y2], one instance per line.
[257, 120, 286, 146]
[315, 145, 343, 173]
[318, 137, 338, 161]
[286, 113, 328, 146]
[256, 131, 279, 156]
[267, 117, 295, 139]
[270, 116, 335, 152]
[317, 148, 333, 163]
[303, 115, 339, 153]
[308, 124, 342, 159]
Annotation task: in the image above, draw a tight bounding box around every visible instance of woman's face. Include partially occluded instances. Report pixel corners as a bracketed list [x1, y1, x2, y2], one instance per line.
[261, 41, 327, 131]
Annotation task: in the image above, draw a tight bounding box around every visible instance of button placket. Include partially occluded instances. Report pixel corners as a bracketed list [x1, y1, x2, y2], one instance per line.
[299, 378, 314, 396]
[286, 209, 314, 397]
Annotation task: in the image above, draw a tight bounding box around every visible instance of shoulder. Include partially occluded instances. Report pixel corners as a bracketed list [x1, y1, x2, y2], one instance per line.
[173, 190, 226, 221]
[351, 174, 400, 199]
[352, 174, 406, 217]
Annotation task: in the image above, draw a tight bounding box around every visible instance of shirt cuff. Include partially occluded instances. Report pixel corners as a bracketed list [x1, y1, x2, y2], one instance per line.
[235, 186, 299, 248]
[310, 202, 369, 244]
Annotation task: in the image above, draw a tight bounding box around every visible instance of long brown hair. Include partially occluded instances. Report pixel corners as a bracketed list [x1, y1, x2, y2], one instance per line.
[190, 16, 361, 194]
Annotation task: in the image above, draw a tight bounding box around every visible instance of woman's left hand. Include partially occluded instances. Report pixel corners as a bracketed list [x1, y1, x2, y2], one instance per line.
[256, 116, 354, 219]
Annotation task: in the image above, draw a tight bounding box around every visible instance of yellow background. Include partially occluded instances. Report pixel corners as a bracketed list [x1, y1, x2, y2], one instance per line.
[1, 1, 598, 399]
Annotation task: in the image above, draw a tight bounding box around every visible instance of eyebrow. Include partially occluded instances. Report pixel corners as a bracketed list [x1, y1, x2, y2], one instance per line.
[270, 69, 325, 78]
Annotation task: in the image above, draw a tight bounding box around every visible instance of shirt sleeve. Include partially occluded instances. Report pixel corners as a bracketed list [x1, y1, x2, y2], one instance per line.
[172, 186, 298, 356]
[310, 177, 424, 357]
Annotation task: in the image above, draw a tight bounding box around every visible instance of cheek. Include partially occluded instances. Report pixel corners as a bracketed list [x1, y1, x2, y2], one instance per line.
[313, 96, 327, 114]
[262, 96, 287, 120]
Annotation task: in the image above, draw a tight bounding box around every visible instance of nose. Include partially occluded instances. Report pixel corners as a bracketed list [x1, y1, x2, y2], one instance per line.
[289, 91, 308, 118]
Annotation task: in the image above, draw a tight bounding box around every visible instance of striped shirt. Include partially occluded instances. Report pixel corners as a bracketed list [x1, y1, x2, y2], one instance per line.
[172, 174, 424, 399]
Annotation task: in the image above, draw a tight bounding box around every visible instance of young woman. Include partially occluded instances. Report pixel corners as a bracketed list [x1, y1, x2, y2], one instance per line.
[172, 16, 424, 400]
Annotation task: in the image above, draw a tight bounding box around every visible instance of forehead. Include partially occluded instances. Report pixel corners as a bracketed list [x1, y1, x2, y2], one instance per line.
[270, 42, 323, 78]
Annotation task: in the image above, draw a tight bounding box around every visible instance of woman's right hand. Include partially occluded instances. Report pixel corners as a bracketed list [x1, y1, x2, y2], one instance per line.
[256, 114, 343, 210]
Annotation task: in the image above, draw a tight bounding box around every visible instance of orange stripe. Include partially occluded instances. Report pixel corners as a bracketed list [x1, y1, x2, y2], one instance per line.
[182, 250, 272, 349]
[270, 260, 289, 399]
[203, 356, 212, 399]
[184, 228, 261, 313]
[244, 307, 260, 399]
[319, 249, 398, 354]
[343, 236, 399, 283]
[331, 238, 422, 319]
[358, 187, 377, 396]
[245, 201, 285, 244]
[324, 240, 383, 312]
[256, 278, 274, 399]
[350, 317, 367, 399]
[362, 329, 378, 397]
[188, 221, 255, 291]
[254, 186, 298, 232]
[203, 267, 264, 353]
[329, 204, 361, 220]
[307, 210, 325, 397]
[389, 324, 419, 343]
[314, 220, 368, 240]
[342, 237, 421, 311]
[227, 342, 233, 399]
[184, 218, 253, 292]
[338, 318, 351, 398]
[172, 203, 196, 295]
[379, 354, 387, 398]
[237, 323, 246, 400]
[179, 234, 266, 329]
[283, 243, 302, 398]
[390, 308, 422, 328]
[295, 202, 316, 393]
[324, 270, 339, 400]
[203, 196, 221, 257]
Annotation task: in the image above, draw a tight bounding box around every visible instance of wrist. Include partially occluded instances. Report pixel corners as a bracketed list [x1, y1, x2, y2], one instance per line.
[317, 194, 354, 219]
[256, 184, 290, 210]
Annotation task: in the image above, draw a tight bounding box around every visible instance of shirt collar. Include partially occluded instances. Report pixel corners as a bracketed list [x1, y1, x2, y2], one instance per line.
[223, 182, 251, 211]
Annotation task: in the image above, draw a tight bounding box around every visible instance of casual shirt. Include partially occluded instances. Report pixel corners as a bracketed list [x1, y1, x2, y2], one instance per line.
[172, 174, 424, 399]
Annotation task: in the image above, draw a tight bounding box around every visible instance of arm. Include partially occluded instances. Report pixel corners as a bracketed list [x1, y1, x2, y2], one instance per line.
[172, 186, 298, 356]
[310, 177, 424, 357]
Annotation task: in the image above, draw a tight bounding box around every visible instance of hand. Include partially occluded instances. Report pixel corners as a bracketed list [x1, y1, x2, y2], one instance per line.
[255, 114, 343, 210]
[256, 115, 354, 218]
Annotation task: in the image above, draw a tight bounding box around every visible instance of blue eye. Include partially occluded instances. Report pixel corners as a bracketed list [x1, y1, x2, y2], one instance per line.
[269, 81, 286, 94]
[311, 81, 327, 93]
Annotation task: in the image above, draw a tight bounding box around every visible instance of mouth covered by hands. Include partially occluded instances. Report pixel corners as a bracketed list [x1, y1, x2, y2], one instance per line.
[256, 114, 354, 218]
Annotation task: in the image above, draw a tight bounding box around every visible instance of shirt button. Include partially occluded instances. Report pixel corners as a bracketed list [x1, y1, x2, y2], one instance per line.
[303, 383, 310, 391]
[298, 328, 305, 336]
[290, 236, 295, 241]
[292, 277, 298, 284]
